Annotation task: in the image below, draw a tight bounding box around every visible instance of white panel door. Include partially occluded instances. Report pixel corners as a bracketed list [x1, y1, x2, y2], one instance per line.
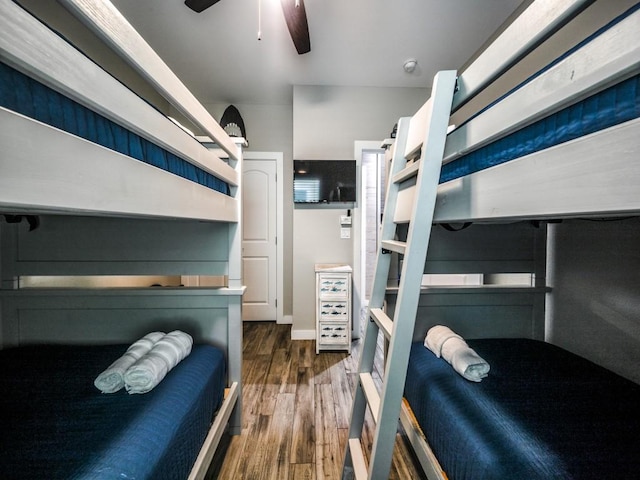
[242, 159, 277, 321]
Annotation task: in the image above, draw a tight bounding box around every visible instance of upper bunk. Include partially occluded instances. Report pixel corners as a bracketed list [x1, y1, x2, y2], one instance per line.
[399, 0, 640, 224]
[0, 0, 240, 222]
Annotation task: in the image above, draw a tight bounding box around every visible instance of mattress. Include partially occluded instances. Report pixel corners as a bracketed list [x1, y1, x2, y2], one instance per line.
[404, 338, 640, 480]
[0, 343, 226, 480]
[440, 74, 640, 183]
[0, 61, 229, 195]
[440, 2, 640, 184]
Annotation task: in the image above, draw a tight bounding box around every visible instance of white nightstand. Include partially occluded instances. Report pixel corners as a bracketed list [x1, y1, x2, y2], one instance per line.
[315, 264, 352, 354]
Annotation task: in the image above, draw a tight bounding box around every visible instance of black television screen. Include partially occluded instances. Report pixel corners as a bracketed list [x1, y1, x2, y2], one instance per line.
[294, 160, 356, 204]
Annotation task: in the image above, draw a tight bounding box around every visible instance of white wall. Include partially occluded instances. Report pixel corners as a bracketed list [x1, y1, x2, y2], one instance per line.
[291, 85, 429, 337]
[293, 85, 428, 160]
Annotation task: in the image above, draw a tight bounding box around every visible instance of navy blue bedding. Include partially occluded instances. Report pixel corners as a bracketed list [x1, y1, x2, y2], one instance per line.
[405, 339, 640, 480]
[0, 61, 229, 195]
[441, 2, 640, 184]
[440, 74, 640, 183]
[0, 343, 226, 480]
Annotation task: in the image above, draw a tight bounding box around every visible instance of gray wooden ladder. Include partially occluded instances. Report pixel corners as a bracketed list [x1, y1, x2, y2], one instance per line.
[342, 70, 457, 480]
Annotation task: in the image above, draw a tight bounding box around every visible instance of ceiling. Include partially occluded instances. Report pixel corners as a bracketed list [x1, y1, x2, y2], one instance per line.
[110, 0, 525, 106]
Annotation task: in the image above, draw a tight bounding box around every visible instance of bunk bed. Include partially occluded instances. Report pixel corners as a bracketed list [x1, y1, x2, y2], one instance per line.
[390, 0, 640, 479]
[400, 0, 640, 225]
[0, 0, 243, 478]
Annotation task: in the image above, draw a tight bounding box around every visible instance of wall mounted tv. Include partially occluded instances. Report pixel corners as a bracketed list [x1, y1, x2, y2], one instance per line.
[294, 160, 356, 204]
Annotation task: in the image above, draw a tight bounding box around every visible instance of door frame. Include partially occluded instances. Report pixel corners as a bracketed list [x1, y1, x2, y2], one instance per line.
[353, 141, 385, 339]
[242, 151, 285, 324]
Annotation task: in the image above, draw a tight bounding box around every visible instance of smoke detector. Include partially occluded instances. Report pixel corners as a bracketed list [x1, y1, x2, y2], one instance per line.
[403, 59, 418, 73]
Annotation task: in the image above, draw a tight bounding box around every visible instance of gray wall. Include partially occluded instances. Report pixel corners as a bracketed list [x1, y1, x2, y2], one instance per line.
[547, 219, 640, 384]
[291, 85, 429, 336]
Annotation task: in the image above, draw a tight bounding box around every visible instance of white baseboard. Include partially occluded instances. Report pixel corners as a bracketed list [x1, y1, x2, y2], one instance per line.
[278, 314, 293, 325]
[290, 328, 315, 340]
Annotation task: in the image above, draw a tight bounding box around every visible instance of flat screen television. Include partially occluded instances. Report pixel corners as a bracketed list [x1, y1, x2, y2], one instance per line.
[294, 160, 356, 204]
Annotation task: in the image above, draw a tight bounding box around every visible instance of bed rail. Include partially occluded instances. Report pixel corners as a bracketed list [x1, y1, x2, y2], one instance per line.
[0, 0, 243, 222]
[444, 2, 640, 165]
[0, 0, 237, 188]
[404, 0, 594, 159]
[452, 0, 592, 111]
[58, 0, 240, 163]
[404, 0, 640, 223]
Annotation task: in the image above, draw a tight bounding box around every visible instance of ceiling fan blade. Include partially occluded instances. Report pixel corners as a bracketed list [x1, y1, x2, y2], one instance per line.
[184, 0, 222, 13]
[280, 0, 311, 54]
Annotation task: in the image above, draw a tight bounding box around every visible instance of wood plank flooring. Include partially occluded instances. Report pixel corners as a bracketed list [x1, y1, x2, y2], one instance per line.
[214, 322, 426, 479]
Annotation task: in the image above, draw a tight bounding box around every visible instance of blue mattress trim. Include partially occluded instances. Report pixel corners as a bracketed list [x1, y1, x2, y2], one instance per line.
[0, 343, 226, 480]
[441, 2, 640, 184]
[0, 61, 230, 195]
[405, 339, 640, 479]
[441, 73, 640, 184]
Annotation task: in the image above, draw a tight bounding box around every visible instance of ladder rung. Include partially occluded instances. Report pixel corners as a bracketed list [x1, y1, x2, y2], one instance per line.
[370, 308, 393, 339]
[381, 240, 406, 255]
[360, 372, 381, 424]
[392, 160, 420, 184]
[348, 438, 368, 480]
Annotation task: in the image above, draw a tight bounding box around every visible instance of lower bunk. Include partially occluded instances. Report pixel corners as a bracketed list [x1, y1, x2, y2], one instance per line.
[402, 337, 640, 480]
[0, 341, 238, 480]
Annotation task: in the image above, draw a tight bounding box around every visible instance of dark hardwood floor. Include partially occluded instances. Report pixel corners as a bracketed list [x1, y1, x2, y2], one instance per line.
[215, 321, 426, 479]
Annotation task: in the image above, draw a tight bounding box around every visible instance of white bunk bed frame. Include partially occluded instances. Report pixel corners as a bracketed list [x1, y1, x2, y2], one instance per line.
[0, 0, 239, 221]
[344, 0, 640, 478]
[408, 0, 640, 224]
[0, 1, 244, 478]
[409, 0, 639, 477]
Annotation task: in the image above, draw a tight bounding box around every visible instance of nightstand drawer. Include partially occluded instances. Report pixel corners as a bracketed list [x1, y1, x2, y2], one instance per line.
[319, 301, 349, 321]
[318, 274, 349, 298]
[318, 323, 349, 344]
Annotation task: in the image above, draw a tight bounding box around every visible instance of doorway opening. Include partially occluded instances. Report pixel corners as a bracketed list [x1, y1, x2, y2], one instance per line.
[361, 149, 386, 303]
[351, 143, 386, 341]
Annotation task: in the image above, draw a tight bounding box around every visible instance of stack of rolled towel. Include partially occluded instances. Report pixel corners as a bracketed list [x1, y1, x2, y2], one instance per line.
[424, 325, 490, 382]
[94, 330, 193, 394]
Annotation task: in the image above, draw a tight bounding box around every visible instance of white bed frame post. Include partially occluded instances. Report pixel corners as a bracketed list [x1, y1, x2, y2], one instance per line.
[342, 70, 457, 480]
[226, 138, 244, 434]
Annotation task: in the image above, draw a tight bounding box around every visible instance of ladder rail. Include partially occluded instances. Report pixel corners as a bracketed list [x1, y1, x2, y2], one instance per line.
[342, 70, 458, 480]
[343, 117, 413, 476]
[367, 70, 458, 480]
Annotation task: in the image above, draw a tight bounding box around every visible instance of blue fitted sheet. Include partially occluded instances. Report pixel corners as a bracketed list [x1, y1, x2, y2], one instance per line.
[0, 61, 229, 195]
[405, 339, 640, 480]
[440, 2, 640, 184]
[0, 343, 226, 480]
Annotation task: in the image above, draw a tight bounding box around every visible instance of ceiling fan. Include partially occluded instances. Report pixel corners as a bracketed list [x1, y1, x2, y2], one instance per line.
[184, 0, 311, 54]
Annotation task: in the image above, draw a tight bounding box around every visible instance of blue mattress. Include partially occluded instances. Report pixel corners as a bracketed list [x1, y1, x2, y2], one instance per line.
[0, 343, 226, 480]
[441, 3, 640, 184]
[405, 339, 640, 480]
[0, 61, 229, 195]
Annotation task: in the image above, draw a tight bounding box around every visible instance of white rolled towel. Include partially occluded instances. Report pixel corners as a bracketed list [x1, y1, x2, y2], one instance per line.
[94, 331, 165, 393]
[124, 330, 193, 394]
[441, 335, 490, 382]
[424, 325, 464, 358]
